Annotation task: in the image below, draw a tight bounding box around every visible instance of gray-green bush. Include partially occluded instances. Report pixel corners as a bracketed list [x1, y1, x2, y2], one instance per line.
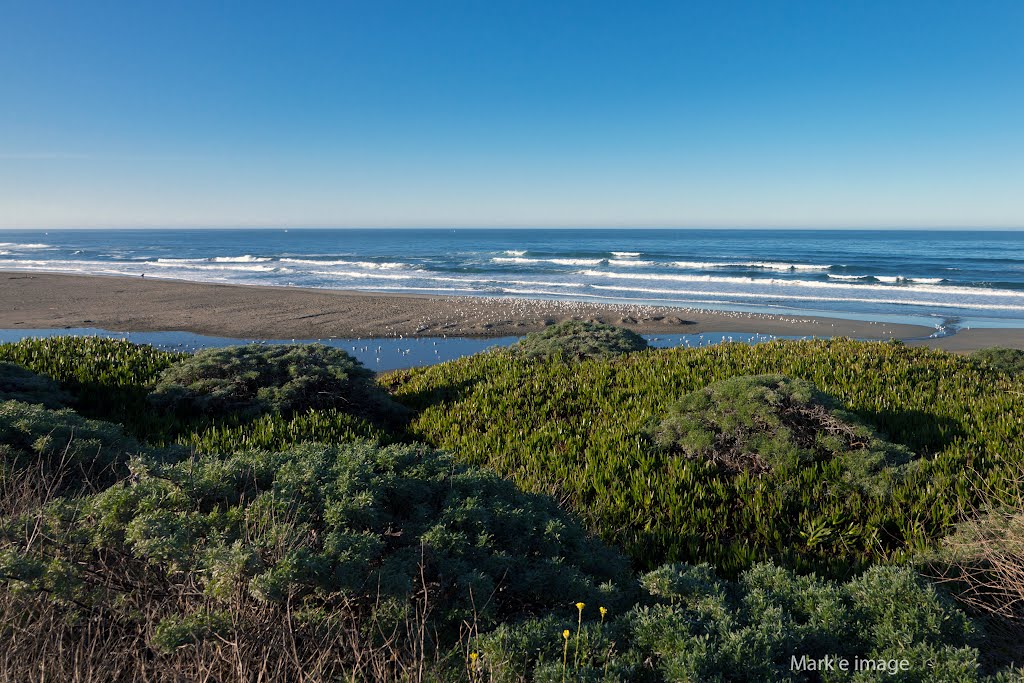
[511, 320, 649, 360]
[477, 562, 1007, 682]
[627, 562, 984, 682]
[4, 441, 629, 635]
[4, 336, 1024, 681]
[0, 400, 142, 494]
[652, 374, 915, 496]
[149, 344, 406, 424]
[970, 347, 1024, 378]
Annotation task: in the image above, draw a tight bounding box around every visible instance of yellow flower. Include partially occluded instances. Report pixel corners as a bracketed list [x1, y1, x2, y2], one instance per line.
[575, 601, 585, 612]
[600, 606, 608, 617]
[562, 629, 570, 639]
[470, 652, 478, 661]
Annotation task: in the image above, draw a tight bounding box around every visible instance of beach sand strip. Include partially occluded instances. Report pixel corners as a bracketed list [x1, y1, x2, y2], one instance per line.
[5, 271, 1019, 351]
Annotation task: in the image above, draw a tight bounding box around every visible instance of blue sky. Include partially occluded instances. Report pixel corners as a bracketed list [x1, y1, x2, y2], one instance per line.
[1, 1, 1022, 228]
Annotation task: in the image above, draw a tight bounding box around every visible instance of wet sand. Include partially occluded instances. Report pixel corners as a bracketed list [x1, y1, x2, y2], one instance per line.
[906, 328, 1024, 352]
[0, 271, 1002, 348]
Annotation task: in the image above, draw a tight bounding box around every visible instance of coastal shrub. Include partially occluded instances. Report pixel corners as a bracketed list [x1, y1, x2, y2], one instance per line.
[2, 441, 628, 634]
[652, 374, 914, 494]
[149, 344, 406, 424]
[626, 563, 983, 682]
[925, 461, 1024, 667]
[943, 512, 1024, 626]
[0, 438, 631, 680]
[476, 563, 1002, 682]
[151, 609, 233, 652]
[511, 320, 649, 360]
[0, 400, 143, 495]
[473, 611, 645, 683]
[971, 347, 1024, 378]
[3, 335, 1024, 680]
[0, 362, 72, 408]
[383, 338, 1024, 573]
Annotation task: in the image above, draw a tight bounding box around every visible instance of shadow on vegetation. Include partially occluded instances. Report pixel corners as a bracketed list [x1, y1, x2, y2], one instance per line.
[377, 374, 482, 415]
[855, 406, 965, 455]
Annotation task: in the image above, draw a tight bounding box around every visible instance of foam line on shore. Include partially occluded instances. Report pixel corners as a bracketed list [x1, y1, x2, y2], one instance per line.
[580, 269, 1024, 298]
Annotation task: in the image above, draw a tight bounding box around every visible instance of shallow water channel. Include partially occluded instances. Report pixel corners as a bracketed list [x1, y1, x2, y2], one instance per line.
[0, 327, 805, 372]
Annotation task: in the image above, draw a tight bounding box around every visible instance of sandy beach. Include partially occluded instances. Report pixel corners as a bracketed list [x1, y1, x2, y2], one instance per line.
[3, 270, 1023, 351]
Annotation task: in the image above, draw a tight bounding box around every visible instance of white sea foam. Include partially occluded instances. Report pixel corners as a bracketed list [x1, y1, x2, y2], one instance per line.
[608, 259, 657, 267]
[587, 285, 1024, 312]
[544, 258, 607, 266]
[0, 259, 136, 276]
[148, 261, 280, 273]
[3, 259, 106, 268]
[760, 262, 831, 271]
[360, 281, 1024, 313]
[497, 279, 585, 288]
[340, 285, 483, 294]
[578, 269, 1024, 298]
[828, 274, 870, 280]
[344, 261, 413, 270]
[670, 261, 723, 269]
[874, 276, 946, 284]
[280, 258, 410, 269]
[672, 261, 830, 271]
[433, 277, 584, 288]
[0, 242, 50, 249]
[353, 273, 586, 288]
[308, 270, 422, 280]
[492, 257, 606, 266]
[503, 250, 527, 256]
[611, 251, 642, 258]
[203, 264, 282, 273]
[279, 258, 355, 266]
[211, 255, 272, 263]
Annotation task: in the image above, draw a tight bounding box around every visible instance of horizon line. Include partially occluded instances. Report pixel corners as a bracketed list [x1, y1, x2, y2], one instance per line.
[2, 225, 1024, 232]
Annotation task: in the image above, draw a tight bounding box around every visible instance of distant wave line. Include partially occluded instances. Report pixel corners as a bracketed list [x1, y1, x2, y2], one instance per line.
[279, 258, 412, 269]
[671, 261, 831, 271]
[579, 270, 1023, 299]
[607, 259, 658, 267]
[210, 255, 272, 263]
[492, 257, 606, 266]
[0, 242, 51, 249]
[149, 262, 283, 273]
[588, 284, 1024, 311]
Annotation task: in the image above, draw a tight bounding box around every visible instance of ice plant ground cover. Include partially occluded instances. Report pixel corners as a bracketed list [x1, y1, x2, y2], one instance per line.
[384, 336, 1024, 574]
[0, 330, 1022, 681]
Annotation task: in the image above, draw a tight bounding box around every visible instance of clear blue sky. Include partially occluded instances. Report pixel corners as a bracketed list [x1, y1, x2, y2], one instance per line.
[1, 1, 1022, 228]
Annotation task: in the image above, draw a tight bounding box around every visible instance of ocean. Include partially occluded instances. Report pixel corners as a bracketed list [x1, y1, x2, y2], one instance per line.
[2, 228, 1024, 329]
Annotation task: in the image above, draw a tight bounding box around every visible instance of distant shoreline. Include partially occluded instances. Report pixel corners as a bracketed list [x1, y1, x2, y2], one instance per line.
[3, 270, 1023, 351]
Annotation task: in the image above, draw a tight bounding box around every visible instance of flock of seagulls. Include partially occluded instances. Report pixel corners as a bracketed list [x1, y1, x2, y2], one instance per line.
[330, 294, 889, 339]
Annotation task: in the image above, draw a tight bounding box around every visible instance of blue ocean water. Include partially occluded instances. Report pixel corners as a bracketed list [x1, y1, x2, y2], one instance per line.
[2, 228, 1024, 328]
